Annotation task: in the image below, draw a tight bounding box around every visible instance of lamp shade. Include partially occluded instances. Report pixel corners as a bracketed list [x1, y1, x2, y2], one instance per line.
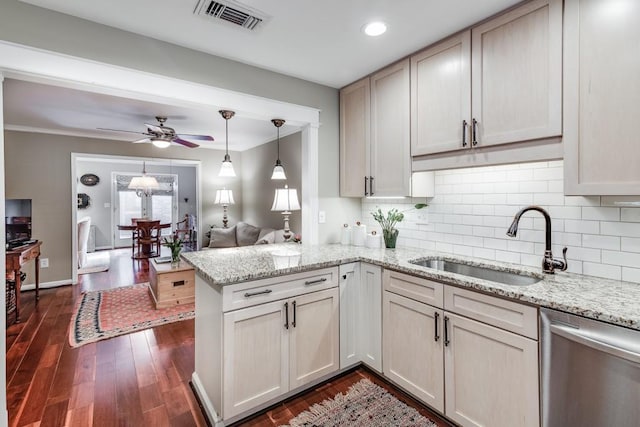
[128, 175, 159, 191]
[219, 156, 236, 177]
[214, 189, 235, 205]
[271, 185, 300, 212]
[271, 163, 286, 180]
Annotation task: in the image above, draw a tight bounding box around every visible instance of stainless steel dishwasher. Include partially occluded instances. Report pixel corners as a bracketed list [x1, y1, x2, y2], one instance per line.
[540, 308, 640, 427]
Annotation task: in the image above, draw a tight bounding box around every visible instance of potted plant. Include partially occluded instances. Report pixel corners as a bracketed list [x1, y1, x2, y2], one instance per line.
[163, 234, 184, 267]
[371, 208, 404, 248]
[371, 204, 428, 248]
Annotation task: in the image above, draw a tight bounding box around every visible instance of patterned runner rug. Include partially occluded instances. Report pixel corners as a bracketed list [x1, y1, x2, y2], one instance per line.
[69, 283, 194, 347]
[282, 378, 437, 427]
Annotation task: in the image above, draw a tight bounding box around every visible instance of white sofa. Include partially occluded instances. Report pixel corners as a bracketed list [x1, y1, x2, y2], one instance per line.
[77, 216, 91, 267]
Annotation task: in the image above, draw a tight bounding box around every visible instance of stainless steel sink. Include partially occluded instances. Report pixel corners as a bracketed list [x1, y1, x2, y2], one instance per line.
[409, 258, 542, 286]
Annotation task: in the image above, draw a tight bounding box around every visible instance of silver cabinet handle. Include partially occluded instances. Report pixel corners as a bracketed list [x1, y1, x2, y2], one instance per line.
[244, 289, 272, 298]
[305, 278, 327, 286]
[550, 323, 640, 365]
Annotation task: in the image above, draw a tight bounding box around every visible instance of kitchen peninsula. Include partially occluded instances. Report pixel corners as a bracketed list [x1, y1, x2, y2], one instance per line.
[182, 243, 640, 425]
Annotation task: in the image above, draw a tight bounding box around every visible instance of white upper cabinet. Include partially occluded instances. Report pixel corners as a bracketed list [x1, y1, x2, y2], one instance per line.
[370, 59, 412, 197]
[411, 32, 472, 156]
[339, 78, 370, 197]
[564, 0, 640, 195]
[411, 0, 562, 162]
[471, 0, 562, 147]
[340, 60, 412, 197]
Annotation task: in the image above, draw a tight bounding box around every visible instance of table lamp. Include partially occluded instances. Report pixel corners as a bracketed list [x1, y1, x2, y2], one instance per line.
[271, 185, 300, 240]
[214, 189, 235, 228]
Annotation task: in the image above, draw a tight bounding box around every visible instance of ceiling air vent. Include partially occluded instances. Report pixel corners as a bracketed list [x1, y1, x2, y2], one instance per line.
[194, 0, 268, 31]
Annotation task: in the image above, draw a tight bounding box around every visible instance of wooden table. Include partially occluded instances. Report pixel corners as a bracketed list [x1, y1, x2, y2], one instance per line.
[118, 221, 170, 259]
[149, 259, 195, 309]
[6, 241, 41, 323]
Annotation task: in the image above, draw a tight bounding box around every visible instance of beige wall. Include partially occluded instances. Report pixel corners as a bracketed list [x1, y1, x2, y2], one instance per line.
[4, 131, 240, 284]
[0, 0, 361, 244]
[241, 132, 302, 234]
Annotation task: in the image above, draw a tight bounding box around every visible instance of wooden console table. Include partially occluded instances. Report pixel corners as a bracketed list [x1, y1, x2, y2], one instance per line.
[6, 241, 41, 323]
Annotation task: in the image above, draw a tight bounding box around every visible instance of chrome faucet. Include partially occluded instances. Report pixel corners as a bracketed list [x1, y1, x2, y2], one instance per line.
[506, 206, 568, 274]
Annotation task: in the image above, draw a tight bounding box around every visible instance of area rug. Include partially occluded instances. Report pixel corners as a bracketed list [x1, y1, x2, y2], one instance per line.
[69, 283, 194, 347]
[282, 379, 437, 427]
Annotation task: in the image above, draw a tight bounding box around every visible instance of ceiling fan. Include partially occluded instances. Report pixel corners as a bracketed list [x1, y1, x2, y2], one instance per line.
[98, 116, 213, 148]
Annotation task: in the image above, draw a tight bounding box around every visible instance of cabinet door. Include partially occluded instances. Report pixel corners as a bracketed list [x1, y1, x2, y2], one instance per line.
[411, 31, 471, 156]
[360, 263, 382, 372]
[370, 59, 411, 197]
[339, 263, 360, 368]
[289, 288, 340, 389]
[564, 0, 640, 195]
[340, 78, 370, 197]
[471, 0, 562, 147]
[383, 291, 444, 411]
[444, 313, 539, 427]
[223, 300, 289, 418]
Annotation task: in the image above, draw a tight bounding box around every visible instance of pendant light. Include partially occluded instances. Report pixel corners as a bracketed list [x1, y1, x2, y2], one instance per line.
[218, 110, 236, 177]
[128, 161, 159, 197]
[270, 118, 287, 180]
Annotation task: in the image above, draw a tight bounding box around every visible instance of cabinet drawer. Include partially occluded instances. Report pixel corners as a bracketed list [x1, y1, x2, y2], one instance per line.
[444, 286, 538, 339]
[21, 246, 39, 263]
[383, 269, 443, 308]
[222, 267, 339, 312]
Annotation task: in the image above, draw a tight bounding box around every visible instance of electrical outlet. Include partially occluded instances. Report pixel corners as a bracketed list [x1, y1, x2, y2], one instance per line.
[40, 258, 49, 268]
[318, 211, 326, 224]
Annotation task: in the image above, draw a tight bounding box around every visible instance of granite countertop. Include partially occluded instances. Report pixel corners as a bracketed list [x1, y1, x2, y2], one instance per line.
[182, 243, 640, 331]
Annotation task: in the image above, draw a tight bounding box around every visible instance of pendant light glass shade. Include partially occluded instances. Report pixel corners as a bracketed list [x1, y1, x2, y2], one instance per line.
[219, 110, 236, 177]
[128, 161, 159, 197]
[270, 118, 287, 180]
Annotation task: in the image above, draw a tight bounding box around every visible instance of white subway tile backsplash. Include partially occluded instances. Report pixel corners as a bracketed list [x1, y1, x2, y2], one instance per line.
[583, 234, 620, 251]
[583, 263, 621, 281]
[362, 160, 640, 284]
[582, 207, 620, 221]
[621, 208, 640, 223]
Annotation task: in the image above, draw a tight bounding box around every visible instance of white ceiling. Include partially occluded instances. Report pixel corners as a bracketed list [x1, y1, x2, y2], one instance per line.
[7, 0, 522, 149]
[21, 0, 522, 88]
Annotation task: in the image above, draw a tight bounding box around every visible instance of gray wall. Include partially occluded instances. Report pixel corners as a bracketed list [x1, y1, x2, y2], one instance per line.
[76, 159, 198, 249]
[241, 132, 302, 234]
[5, 131, 241, 284]
[0, 0, 362, 244]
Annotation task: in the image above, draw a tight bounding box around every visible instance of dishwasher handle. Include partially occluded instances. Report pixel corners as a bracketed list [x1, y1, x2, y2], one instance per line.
[550, 323, 640, 365]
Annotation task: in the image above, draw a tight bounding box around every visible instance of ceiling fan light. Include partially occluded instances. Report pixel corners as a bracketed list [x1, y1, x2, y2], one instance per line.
[151, 138, 171, 148]
[271, 162, 287, 180]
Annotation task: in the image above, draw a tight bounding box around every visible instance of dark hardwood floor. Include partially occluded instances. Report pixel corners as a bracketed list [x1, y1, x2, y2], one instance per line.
[6, 248, 206, 427]
[7, 248, 452, 427]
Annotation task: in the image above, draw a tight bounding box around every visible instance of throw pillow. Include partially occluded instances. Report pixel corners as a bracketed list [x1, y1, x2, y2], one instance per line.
[236, 222, 261, 246]
[255, 230, 276, 245]
[208, 225, 237, 248]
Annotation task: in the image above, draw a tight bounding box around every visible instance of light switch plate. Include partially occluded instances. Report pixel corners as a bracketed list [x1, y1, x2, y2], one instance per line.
[318, 211, 326, 224]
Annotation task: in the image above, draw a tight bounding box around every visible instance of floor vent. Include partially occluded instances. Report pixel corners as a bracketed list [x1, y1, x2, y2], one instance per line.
[194, 0, 268, 31]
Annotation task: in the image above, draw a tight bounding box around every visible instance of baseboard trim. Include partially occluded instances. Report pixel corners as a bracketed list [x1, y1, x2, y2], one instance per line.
[191, 372, 222, 426]
[20, 279, 71, 291]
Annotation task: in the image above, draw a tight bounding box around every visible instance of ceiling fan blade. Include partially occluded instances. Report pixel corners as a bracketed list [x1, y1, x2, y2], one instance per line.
[177, 134, 214, 141]
[97, 127, 145, 135]
[132, 138, 151, 144]
[173, 138, 200, 148]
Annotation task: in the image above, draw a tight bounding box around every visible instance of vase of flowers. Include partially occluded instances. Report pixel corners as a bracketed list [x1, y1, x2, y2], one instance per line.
[371, 208, 404, 249]
[163, 234, 184, 267]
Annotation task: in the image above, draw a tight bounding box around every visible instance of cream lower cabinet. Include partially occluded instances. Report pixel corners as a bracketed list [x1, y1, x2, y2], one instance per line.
[382, 269, 539, 427]
[444, 313, 539, 427]
[339, 263, 382, 372]
[383, 291, 444, 411]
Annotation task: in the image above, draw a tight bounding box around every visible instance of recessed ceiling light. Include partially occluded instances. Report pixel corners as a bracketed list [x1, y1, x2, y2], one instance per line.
[363, 21, 387, 37]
